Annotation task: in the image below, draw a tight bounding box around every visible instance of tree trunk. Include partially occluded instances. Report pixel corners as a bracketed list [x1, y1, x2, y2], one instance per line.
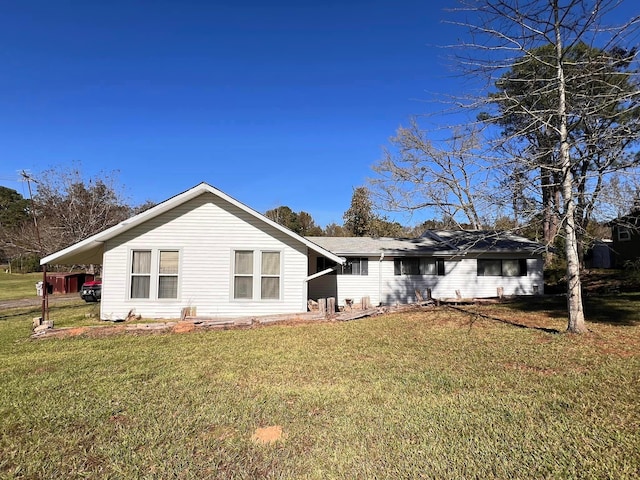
[554, 1, 587, 333]
[541, 166, 559, 264]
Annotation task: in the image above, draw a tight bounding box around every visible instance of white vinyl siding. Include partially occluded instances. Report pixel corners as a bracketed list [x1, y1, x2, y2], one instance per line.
[100, 193, 307, 320]
[309, 254, 544, 308]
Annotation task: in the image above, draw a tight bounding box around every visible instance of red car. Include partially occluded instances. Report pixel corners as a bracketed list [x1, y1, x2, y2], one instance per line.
[80, 280, 102, 302]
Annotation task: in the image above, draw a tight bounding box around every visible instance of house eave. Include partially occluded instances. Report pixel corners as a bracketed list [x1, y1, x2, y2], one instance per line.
[41, 182, 344, 266]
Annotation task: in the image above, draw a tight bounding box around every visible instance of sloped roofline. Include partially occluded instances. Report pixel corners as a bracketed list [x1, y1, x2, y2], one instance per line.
[40, 182, 344, 265]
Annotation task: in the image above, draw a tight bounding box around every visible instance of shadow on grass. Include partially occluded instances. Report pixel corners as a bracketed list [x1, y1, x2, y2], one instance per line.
[507, 294, 640, 327]
[447, 304, 562, 334]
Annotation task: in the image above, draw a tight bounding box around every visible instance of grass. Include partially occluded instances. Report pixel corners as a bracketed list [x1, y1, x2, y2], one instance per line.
[0, 271, 42, 301]
[1, 274, 639, 478]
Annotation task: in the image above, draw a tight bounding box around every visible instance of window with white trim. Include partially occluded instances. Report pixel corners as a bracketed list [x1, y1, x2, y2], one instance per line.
[158, 250, 179, 298]
[131, 250, 151, 298]
[261, 251, 281, 299]
[339, 257, 368, 275]
[234, 251, 254, 299]
[618, 228, 631, 241]
[130, 249, 180, 299]
[394, 258, 445, 276]
[233, 250, 282, 300]
[477, 259, 527, 277]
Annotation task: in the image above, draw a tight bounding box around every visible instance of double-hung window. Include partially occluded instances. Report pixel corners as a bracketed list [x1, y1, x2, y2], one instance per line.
[130, 249, 180, 299]
[158, 250, 179, 298]
[234, 251, 254, 299]
[233, 250, 281, 300]
[131, 250, 151, 298]
[261, 252, 280, 299]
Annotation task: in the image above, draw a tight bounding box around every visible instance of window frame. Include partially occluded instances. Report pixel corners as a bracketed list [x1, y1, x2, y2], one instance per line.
[477, 258, 527, 277]
[260, 251, 281, 300]
[129, 248, 181, 300]
[158, 250, 180, 299]
[130, 249, 152, 299]
[618, 228, 631, 242]
[232, 249, 283, 301]
[394, 258, 445, 276]
[233, 250, 254, 300]
[338, 257, 368, 276]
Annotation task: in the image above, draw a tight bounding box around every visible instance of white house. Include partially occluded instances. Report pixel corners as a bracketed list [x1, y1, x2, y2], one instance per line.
[306, 232, 545, 307]
[40, 183, 343, 320]
[41, 183, 545, 320]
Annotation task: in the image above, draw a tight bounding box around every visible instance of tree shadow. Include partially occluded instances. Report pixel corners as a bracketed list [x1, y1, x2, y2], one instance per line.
[446, 304, 562, 334]
[506, 294, 639, 327]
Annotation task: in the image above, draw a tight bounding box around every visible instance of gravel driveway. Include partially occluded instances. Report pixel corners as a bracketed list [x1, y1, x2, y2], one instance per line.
[0, 293, 82, 311]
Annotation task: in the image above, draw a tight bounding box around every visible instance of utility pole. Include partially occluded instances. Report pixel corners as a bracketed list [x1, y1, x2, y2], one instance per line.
[20, 170, 41, 248]
[20, 170, 48, 321]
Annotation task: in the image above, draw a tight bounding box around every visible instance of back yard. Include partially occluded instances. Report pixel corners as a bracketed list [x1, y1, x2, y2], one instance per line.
[0, 272, 639, 479]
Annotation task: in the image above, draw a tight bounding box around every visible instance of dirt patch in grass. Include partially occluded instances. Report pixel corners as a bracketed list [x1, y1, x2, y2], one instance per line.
[251, 425, 285, 445]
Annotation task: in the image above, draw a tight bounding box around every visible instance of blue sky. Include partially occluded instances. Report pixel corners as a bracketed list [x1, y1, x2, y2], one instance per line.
[1, 1, 637, 227]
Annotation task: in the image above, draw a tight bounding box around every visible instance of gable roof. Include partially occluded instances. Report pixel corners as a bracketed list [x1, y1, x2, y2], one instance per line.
[307, 230, 543, 257]
[41, 182, 344, 266]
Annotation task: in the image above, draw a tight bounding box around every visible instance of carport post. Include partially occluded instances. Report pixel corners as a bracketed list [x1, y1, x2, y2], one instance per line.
[41, 264, 48, 321]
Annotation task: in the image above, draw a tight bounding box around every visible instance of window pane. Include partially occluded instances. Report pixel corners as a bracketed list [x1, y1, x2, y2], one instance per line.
[261, 277, 279, 299]
[159, 251, 179, 274]
[234, 276, 253, 299]
[132, 251, 151, 274]
[503, 260, 520, 277]
[360, 258, 368, 275]
[420, 258, 436, 275]
[262, 252, 280, 275]
[131, 276, 150, 298]
[478, 259, 501, 276]
[403, 258, 419, 275]
[351, 259, 361, 275]
[235, 251, 253, 275]
[158, 276, 178, 298]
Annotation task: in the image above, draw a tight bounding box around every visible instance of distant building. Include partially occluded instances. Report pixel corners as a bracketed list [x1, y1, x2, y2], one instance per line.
[610, 209, 640, 267]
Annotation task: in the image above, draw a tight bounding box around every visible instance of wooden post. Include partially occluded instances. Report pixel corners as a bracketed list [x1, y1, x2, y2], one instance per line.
[360, 296, 371, 309]
[426, 288, 432, 300]
[327, 297, 336, 316]
[318, 298, 327, 315]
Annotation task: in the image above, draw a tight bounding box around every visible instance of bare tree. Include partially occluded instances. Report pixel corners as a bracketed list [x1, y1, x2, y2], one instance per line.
[371, 121, 495, 230]
[33, 167, 132, 256]
[450, 0, 640, 333]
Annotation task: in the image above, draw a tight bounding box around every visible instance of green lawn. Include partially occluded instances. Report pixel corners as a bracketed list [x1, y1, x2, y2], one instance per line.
[0, 271, 42, 301]
[0, 282, 639, 478]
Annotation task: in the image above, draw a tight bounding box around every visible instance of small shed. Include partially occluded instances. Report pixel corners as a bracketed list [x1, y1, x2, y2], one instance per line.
[46, 273, 94, 295]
